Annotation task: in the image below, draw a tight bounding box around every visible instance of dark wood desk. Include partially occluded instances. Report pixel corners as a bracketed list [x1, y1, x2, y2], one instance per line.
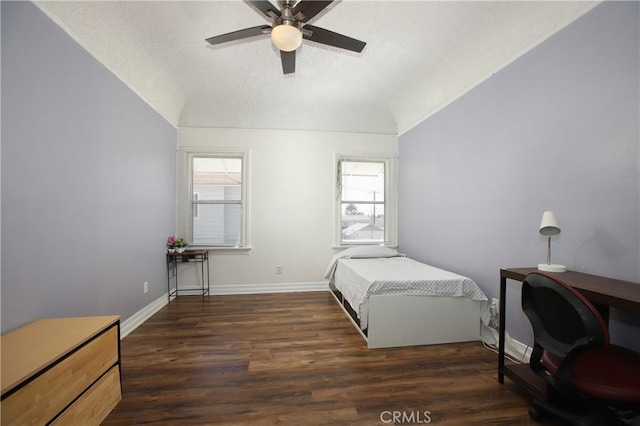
[498, 267, 640, 398]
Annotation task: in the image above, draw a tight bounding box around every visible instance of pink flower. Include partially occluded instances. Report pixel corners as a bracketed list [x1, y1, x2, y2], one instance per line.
[167, 235, 177, 248]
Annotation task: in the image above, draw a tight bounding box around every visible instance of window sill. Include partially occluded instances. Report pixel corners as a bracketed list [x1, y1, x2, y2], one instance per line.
[332, 244, 397, 250]
[187, 246, 252, 255]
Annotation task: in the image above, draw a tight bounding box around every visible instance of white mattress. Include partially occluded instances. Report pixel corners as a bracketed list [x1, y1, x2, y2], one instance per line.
[328, 256, 489, 330]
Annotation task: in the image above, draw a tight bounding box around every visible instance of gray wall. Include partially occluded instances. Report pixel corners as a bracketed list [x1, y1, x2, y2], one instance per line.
[1, 2, 177, 333]
[398, 2, 639, 349]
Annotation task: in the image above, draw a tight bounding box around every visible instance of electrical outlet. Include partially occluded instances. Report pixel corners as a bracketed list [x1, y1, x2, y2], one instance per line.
[276, 265, 282, 274]
[143, 281, 149, 294]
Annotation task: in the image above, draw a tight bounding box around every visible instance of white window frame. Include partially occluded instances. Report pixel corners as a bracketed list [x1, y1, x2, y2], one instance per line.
[178, 147, 251, 251]
[334, 151, 398, 247]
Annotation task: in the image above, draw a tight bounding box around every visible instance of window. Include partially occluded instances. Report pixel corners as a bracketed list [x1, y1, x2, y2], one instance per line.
[180, 148, 249, 248]
[336, 154, 397, 246]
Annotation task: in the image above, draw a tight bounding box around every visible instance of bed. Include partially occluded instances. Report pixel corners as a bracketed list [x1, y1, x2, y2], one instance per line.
[325, 247, 490, 348]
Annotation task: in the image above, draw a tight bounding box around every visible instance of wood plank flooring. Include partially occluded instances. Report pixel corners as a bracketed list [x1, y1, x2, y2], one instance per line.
[103, 291, 542, 425]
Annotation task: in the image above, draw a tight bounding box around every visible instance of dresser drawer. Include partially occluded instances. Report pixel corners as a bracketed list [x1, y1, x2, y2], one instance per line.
[1, 325, 119, 425]
[52, 365, 122, 426]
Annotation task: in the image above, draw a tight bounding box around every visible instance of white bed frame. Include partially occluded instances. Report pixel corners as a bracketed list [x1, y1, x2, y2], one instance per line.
[331, 291, 482, 349]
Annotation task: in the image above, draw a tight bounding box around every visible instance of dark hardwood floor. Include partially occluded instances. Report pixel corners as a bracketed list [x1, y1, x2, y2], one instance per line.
[103, 291, 541, 425]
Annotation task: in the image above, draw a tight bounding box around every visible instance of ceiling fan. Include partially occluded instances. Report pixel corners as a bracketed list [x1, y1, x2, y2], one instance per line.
[205, 0, 366, 74]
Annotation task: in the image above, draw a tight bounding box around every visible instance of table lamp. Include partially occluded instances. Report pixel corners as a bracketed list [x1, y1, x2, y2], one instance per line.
[537, 211, 566, 272]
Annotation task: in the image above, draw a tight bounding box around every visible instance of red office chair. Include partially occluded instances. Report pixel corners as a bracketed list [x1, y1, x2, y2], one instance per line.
[521, 272, 640, 425]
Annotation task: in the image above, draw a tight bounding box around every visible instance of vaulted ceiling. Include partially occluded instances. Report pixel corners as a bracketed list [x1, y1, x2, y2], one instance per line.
[36, 1, 598, 135]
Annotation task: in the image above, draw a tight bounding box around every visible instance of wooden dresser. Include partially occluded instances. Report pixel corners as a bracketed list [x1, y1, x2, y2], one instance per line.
[1, 316, 122, 425]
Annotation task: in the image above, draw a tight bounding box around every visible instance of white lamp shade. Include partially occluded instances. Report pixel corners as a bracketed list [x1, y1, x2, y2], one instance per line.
[271, 24, 302, 52]
[539, 211, 561, 237]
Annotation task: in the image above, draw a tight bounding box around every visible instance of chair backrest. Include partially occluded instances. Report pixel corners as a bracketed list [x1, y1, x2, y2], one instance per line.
[521, 272, 609, 359]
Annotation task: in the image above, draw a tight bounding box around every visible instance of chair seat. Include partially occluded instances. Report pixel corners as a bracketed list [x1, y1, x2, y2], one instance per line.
[573, 345, 640, 402]
[543, 346, 640, 402]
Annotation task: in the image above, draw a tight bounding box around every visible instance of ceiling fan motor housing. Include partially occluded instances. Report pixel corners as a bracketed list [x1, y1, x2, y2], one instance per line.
[272, 0, 302, 52]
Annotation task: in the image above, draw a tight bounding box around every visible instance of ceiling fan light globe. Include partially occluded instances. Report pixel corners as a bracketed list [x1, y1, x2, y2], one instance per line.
[271, 24, 302, 52]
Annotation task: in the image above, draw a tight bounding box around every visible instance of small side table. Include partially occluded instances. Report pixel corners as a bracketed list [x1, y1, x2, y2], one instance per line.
[166, 250, 210, 302]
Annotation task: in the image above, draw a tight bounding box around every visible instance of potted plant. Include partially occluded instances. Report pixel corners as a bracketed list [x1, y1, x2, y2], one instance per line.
[167, 235, 188, 253]
[167, 235, 177, 253]
[173, 237, 188, 253]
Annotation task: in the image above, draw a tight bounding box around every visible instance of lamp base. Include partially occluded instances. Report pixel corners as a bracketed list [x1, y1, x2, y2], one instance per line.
[538, 263, 567, 273]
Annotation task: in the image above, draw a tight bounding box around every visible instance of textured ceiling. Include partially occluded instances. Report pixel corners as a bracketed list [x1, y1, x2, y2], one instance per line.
[36, 1, 599, 135]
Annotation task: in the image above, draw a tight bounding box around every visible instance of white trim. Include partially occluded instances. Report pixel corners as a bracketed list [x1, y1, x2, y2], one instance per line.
[505, 333, 533, 363]
[331, 244, 398, 250]
[485, 328, 532, 363]
[186, 246, 252, 254]
[177, 147, 251, 248]
[210, 282, 328, 295]
[120, 294, 168, 339]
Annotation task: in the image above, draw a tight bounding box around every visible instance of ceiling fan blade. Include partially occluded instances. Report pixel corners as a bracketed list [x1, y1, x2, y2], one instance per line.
[303, 25, 366, 53]
[292, 1, 333, 23]
[246, 0, 281, 19]
[205, 25, 271, 46]
[280, 50, 296, 74]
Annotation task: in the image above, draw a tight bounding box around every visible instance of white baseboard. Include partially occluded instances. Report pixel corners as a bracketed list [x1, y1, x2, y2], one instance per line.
[506, 334, 533, 363]
[119, 282, 329, 339]
[482, 326, 532, 363]
[209, 281, 328, 295]
[120, 294, 168, 339]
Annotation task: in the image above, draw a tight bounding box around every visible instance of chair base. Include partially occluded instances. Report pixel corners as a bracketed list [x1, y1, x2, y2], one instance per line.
[615, 409, 640, 426]
[529, 399, 640, 426]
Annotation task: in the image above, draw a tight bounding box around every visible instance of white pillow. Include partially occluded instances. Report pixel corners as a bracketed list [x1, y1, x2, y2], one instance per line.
[341, 246, 401, 259]
[324, 246, 405, 279]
